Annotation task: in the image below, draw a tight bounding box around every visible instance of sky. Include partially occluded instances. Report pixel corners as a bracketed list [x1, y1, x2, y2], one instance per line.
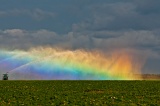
[0, 0, 160, 74]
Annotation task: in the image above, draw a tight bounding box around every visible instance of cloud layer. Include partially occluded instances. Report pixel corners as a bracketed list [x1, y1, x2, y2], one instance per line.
[0, 0, 160, 73]
[0, 29, 159, 55]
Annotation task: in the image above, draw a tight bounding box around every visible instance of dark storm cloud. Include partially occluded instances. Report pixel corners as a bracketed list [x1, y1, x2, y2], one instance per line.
[73, 1, 160, 32]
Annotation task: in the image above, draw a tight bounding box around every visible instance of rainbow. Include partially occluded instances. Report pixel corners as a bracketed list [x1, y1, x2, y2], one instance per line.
[0, 47, 142, 80]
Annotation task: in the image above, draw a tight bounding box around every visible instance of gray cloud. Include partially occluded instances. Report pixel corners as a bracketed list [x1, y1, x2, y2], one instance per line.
[0, 28, 159, 52]
[0, 1, 160, 52]
[0, 9, 55, 20]
[72, 1, 160, 32]
[70, 1, 160, 70]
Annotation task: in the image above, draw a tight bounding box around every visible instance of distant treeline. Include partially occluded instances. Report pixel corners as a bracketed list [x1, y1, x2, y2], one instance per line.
[139, 74, 160, 80]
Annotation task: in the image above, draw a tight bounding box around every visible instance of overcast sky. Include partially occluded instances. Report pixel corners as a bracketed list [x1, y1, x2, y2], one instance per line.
[0, 0, 160, 74]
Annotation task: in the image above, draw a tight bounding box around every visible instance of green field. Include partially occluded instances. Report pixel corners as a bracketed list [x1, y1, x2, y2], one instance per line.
[0, 81, 160, 105]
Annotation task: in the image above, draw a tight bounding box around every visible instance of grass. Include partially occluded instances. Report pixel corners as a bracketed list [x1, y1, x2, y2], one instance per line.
[0, 80, 160, 105]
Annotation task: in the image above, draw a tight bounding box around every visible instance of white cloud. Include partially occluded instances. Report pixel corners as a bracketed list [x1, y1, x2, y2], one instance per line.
[31, 8, 55, 20]
[3, 29, 25, 37]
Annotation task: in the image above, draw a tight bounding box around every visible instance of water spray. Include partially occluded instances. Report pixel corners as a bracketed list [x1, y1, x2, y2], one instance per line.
[0, 47, 145, 80]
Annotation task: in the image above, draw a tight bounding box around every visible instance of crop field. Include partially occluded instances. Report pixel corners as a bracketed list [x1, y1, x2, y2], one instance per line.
[0, 81, 160, 105]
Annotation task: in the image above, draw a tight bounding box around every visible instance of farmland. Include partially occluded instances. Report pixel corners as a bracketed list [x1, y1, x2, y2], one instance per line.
[0, 81, 160, 105]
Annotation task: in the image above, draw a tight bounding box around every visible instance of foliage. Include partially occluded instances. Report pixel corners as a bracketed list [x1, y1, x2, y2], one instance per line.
[0, 80, 160, 105]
